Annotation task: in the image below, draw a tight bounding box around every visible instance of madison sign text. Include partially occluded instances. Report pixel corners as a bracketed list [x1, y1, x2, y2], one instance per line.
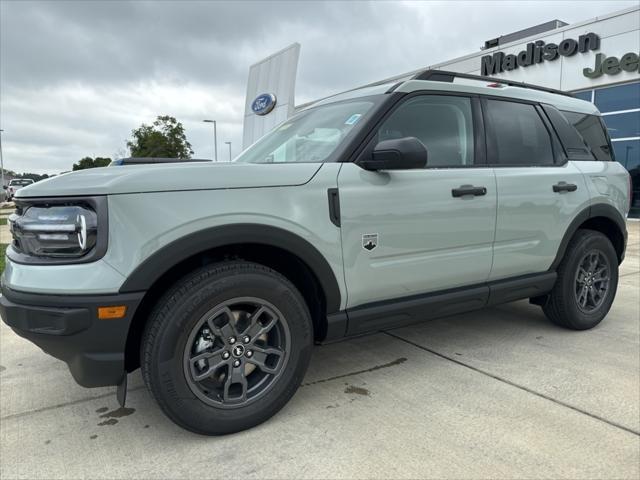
[481, 33, 600, 76]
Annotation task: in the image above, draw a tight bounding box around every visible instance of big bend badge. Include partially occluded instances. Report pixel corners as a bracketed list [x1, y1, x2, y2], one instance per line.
[362, 233, 378, 251]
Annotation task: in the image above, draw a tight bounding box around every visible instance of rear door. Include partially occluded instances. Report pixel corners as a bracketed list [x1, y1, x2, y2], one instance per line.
[337, 93, 497, 309]
[484, 98, 591, 281]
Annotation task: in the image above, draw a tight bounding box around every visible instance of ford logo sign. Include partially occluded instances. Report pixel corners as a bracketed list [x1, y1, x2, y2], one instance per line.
[251, 93, 277, 116]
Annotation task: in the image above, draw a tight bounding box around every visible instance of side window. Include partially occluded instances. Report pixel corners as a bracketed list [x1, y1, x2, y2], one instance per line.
[485, 99, 554, 166]
[378, 95, 474, 167]
[561, 111, 614, 162]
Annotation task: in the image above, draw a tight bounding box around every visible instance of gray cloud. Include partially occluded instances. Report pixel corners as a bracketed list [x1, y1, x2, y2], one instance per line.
[0, 0, 636, 174]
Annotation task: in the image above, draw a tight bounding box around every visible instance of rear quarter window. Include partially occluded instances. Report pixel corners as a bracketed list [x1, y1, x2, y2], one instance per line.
[561, 111, 613, 161]
[485, 99, 554, 166]
[10, 180, 34, 186]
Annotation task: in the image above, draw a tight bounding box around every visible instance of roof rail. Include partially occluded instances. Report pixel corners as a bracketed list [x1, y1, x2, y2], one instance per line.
[412, 69, 574, 98]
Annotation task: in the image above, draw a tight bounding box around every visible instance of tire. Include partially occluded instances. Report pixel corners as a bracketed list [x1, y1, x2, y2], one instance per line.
[543, 229, 618, 330]
[141, 261, 313, 435]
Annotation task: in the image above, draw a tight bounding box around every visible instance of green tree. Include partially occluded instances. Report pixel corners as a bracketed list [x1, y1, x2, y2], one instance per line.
[72, 157, 112, 171]
[126, 115, 193, 158]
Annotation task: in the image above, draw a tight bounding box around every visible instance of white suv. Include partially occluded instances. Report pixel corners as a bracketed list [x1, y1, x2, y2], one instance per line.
[6, 178, 35, 201]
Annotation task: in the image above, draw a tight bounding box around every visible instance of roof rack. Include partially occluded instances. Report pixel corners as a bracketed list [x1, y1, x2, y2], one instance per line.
[412, 69, 574, 98]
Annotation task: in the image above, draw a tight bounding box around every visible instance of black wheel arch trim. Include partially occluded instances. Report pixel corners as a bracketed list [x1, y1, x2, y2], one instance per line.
[119, 224, 342, 313]
[550, 203, 627, 270]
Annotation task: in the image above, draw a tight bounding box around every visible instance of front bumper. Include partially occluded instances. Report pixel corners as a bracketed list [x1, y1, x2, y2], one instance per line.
[0, 285, 144, 387]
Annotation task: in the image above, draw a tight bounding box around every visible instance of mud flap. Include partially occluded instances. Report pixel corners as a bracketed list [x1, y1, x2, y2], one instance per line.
[116, 373, 127, 408]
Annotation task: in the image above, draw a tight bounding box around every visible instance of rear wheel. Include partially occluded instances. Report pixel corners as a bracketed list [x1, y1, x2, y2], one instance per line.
[543, 229, 618, 330]
[141, 261, 313, 435]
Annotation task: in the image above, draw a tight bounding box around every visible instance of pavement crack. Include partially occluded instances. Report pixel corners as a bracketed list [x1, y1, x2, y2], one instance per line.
[301, 357, 406, 387]
[383, 331, 640, 438]
[0, 386, 146, 421]
[3, 358, 408, 419]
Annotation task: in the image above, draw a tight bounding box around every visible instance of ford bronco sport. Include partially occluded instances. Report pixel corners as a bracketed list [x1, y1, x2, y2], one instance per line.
[2, 70, 631, 435]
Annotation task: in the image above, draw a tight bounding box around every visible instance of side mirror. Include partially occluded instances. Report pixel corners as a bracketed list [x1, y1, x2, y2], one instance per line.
[2, 185, 6, 190]
[359, 137, 427, 171]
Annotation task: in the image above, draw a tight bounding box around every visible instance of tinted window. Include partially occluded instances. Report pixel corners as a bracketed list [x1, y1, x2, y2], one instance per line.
[594, 82, 640, 113]
[602, 112, 640, 139]
[378, 95, 474, 167]
[9, 180, 33, 186]
[562, 111, 613, 161]
[485, 100, 554, 165]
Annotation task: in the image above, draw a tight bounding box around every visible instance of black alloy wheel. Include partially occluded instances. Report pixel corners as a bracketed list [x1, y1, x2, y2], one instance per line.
[183, 297, 291, 408]
[141, 261, 313, 435]
[574, 249, 611, 313]
[542, 229, 618, 330]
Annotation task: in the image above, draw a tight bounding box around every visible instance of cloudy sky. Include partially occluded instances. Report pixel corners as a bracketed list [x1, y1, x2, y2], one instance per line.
[0, 0, 636, 174]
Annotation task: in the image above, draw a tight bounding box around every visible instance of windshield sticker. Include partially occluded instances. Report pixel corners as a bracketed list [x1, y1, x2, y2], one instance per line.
[344, 114, 362, 126]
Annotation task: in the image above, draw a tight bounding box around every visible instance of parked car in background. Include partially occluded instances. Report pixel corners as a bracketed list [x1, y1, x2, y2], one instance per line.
[4, 178, 34, 201]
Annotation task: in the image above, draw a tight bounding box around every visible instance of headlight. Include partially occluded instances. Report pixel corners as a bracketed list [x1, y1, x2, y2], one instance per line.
[8, 197, 108, 265]
[11, 205, 97, 257]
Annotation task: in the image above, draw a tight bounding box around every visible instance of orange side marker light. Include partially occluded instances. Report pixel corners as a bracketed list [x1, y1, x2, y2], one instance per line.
[98, 305, 127, 320]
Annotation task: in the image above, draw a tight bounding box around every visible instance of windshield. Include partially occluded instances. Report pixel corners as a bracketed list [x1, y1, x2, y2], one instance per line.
[235, 99, 376, 164]
[10, 179, 33, 186]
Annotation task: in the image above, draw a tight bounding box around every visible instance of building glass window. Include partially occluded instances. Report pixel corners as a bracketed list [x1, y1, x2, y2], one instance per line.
[594, 82, 640, 113]
[612, 139, 640, 170]
[571, 82, 640, 214]
[613, 139, 640, 214]
[573, 90, 593, 103]
[603, 111, 640, 139]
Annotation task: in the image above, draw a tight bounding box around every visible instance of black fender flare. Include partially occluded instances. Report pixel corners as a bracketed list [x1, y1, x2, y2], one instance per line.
[119, 224, 342, 313]
[549, 203, 627, 271]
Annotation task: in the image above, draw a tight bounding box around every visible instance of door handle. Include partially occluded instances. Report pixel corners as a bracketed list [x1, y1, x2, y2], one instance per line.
[553, 182, 578, 193]
[451, 185, 487, 197]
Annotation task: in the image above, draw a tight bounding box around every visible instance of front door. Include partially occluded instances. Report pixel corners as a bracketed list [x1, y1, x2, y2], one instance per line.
[337, 94, 497, 310]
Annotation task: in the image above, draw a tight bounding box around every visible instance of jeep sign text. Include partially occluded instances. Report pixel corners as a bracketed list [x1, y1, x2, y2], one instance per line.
[583, 52, 640, 78]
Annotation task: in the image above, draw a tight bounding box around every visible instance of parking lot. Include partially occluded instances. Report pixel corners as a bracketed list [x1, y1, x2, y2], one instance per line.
[1, 221, 638, 479]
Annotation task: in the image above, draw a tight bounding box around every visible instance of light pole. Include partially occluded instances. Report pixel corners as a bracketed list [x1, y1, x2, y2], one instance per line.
[225, 141, 232, 161]
[202, 120, 218, 162]
[0, 129, 5, 201]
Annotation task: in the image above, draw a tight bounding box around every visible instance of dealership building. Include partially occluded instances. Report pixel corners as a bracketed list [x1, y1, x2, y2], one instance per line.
[243, 6, 639, 216]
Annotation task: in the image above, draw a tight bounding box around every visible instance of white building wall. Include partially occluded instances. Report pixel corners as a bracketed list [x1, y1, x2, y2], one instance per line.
[431, 6, 639, 92]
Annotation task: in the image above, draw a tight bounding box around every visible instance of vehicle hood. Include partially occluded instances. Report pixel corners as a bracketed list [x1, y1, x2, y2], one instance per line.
[16, 162, 323, 198]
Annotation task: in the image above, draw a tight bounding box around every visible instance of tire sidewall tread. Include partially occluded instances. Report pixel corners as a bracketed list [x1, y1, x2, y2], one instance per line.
[544, 229, 618, 330]
[141, 261, 313, 435]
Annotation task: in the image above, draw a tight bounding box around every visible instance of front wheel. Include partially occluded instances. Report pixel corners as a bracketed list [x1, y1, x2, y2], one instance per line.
[141, 261, 313, 435]
[543, 229, 619, 330]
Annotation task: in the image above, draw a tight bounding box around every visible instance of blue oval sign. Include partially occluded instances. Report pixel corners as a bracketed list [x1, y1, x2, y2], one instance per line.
[251, 93, 277, 116]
